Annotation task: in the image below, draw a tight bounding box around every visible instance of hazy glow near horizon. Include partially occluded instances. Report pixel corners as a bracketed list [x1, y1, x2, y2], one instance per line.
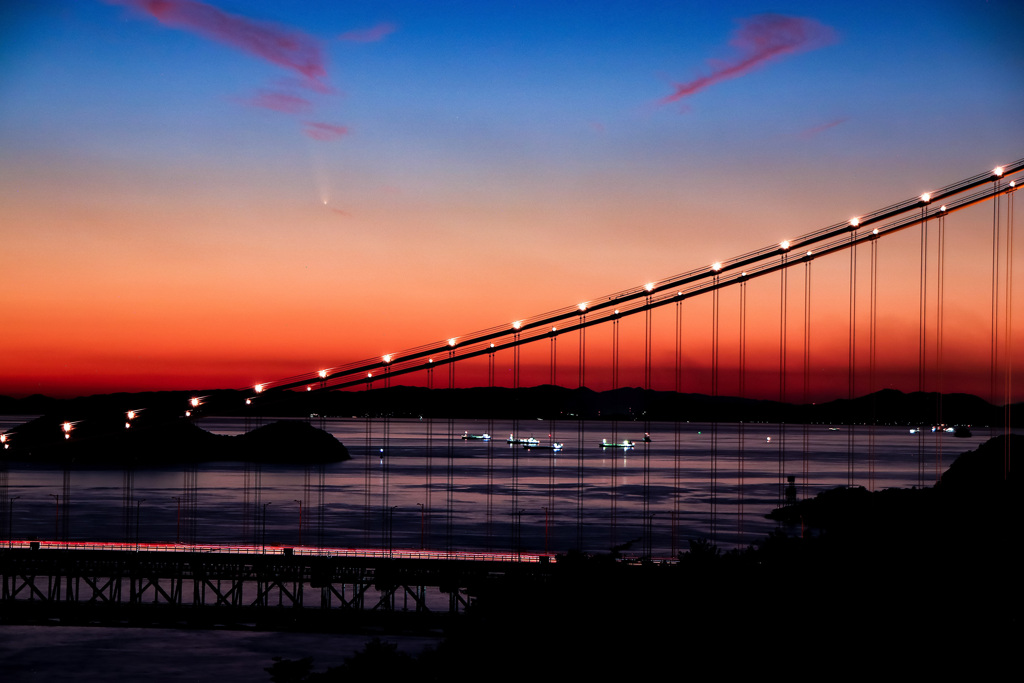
[1, 1, 1022, 400]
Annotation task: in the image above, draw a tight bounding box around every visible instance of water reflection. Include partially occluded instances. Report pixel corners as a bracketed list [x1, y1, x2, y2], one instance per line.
[1, 417, 995, 557]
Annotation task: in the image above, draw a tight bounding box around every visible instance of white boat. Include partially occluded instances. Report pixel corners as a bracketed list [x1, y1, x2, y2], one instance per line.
[507, 434, 540, 446]
[599, 438, 634, 449]
[462, 431, 491, 440]
[524, 442, 564, 451]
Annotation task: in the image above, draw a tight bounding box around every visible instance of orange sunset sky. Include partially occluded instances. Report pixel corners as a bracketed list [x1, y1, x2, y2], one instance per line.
[2, 1, 1022, 400]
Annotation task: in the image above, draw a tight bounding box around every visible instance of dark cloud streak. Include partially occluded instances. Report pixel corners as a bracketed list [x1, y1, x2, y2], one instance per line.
[338, 22, 397, 43]
[240, 91, 312, 114]
[660, 14, 836, 107]
[303, 121, 349, 141]
[800, 117, 847, 138]
[105, 0, 326, 83]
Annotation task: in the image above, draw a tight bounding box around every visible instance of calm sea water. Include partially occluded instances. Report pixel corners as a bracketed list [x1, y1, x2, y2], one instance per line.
[0, 416, 999, 556]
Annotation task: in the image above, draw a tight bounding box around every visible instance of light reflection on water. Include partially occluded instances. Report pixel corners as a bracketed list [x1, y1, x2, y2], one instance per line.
[1, 416, 998, 557]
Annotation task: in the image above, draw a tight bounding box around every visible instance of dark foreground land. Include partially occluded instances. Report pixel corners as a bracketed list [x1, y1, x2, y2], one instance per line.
[5, 436, 1011, 680]
[319, 437, 1016, 679]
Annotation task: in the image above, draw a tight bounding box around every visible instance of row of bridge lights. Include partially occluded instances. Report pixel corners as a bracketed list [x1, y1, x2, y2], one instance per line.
[28, 167, 1016, 418]
[246, 169, 1020, 399]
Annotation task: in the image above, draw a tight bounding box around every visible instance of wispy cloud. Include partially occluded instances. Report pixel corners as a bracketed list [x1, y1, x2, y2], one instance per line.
[104, 1, 351, 141]
[240, 91, 312, 114]
[800, 117, 847, 138]
[338, 22, 396, 43]
[105, 0, 326, 84]
[303, 122, 349, 141]
[660, 14, 836, 107]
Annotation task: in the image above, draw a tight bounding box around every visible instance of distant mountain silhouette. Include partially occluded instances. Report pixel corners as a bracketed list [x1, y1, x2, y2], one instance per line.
[2, 386, 1017, 423]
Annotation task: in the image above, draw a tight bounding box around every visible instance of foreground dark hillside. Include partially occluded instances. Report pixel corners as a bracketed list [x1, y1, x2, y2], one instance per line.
[267, 435, 1017, 680]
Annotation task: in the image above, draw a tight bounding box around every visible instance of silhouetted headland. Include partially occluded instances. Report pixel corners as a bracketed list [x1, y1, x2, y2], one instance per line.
[1, 412, 348, 467]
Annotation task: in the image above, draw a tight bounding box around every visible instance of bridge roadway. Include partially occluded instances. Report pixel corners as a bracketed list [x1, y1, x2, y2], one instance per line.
[0, 540, 564, 631]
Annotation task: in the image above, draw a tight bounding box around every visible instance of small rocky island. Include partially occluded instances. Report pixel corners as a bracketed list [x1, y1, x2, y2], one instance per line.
[2, 414, 349, 467]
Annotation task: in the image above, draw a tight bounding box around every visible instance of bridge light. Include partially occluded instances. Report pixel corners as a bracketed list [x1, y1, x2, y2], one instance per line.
[245, 398, 252, 405]
[940, 205, 947, 212]
[512, 320, 522, 330]
[993, 166, 1004, 177]
[185, 410, 191, 417]
[127, 410, 136, 421]
[644, 283, 655, 293]
[306, 386, 312, 391]
[711, 262, 722, 272]
[382, 354, 392, 364]
[872, 228, 879, 235]
[254, 384, 264, 394]
[1010, 181, 1016, 188]
[806, 250, 813, 257]
[849, 218, 860, 228]
[62, 422, 72, 433]
[190, 397, 200, 407]
[920, 193, 931, 203]
[318, 369, 327, 379]
[490, 343, 495, 348]
[125, 422, 131, 429]
[578, 302, 587, 312]
[552, 326, 558, 332]
[614, 309, 619, 315]
[428, 358, 433, 363]
[0, 434, 6, 443]
[780, 240, 790, 250]
[367, 372, 373, 378]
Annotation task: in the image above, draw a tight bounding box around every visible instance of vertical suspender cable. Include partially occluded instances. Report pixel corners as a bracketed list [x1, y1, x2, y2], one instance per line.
[711, 276, 719, 543]
[991, 179, 1001, 438]
[511, 335, 520, 553]
[738, 279, 747, 547]
[673, 301, 682, 556]
[1005, 184, 1015, 478]
[381, 365, 391, 552]
[576, 315, 585, 551]
[447, 350, 456, 553]
[848, 232, 858, 487]
[936, 210, 946, 481]
[363, 376, 372, 547]
[918, 208, 928, 488]
[549, 334, 556, 541]
[611, 314, 619, 550]
[869, 235, 879, 491]
[803, 258, 811, 501]
[425, 364, 434, 550]
[486, 350, 494, 551]
[779, 252, 788, 505]
[644, 297, 653, 557]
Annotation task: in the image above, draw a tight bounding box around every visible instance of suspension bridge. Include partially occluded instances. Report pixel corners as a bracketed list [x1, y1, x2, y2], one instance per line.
[1, 160, 1019, 620]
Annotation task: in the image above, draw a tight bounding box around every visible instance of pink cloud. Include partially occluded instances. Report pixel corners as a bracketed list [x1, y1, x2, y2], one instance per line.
[303, 121, 349, 141]
[800, 117, 847, 138]
[338, 22, 397, 43]
[660, 14, 836, 107]
[106, 0, 326, 83]
[240, 91, 312, 114]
